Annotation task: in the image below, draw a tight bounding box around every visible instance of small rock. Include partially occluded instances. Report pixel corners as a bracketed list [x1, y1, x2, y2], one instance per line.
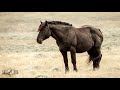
[106, 47, 111, 50]
[52, 68, 61, 72]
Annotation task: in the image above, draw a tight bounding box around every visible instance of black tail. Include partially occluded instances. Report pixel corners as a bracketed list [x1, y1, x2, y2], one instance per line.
[87, 46, 102, 69]
[88, 54, 102, 69]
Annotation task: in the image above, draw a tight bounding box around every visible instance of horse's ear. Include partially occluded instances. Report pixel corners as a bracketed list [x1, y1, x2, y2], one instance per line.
[45, 21, 48, 26]
[40, 20, 42, 24]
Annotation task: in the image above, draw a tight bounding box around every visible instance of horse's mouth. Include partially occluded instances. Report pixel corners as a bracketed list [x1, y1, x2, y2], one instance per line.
[38, 41, 43, 44]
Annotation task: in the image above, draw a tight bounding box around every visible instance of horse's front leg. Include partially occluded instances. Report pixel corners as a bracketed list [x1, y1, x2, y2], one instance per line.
[60, 50, 69, 73]
[70, 46, 78, 72]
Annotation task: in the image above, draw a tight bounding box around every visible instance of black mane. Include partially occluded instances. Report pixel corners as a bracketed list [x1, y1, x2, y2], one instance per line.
[47, 21, 72, 26]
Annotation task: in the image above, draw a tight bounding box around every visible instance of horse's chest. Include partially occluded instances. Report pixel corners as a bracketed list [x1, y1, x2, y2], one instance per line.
[56, 41, 72, 51]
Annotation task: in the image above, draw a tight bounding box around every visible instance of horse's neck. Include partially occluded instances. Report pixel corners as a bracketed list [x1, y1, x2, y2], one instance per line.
[49, 25, 65, 41]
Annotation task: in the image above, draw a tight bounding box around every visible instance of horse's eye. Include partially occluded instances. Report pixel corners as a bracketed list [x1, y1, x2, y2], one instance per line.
[40, 29, 44, 32]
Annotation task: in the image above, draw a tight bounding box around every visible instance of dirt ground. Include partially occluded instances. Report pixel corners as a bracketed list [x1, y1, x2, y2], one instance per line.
[0, 12, 120, 78]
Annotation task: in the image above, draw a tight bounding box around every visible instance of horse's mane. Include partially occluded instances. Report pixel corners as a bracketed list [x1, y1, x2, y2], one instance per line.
[47, 21, 72, 26]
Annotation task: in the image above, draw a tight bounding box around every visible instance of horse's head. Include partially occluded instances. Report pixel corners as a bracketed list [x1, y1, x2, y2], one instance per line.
[37, 21, 51, 44]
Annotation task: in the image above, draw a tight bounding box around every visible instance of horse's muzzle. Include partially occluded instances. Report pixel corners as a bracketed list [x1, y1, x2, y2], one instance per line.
[37, 39, 43, 44]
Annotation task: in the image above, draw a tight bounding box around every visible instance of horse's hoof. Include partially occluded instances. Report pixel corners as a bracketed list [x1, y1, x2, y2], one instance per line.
[65, 70, 69, 74]
[73, 69, 78, 72]
[93, 68, 96, 71]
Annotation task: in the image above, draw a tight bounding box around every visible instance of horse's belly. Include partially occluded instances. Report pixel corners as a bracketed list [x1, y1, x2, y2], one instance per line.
[76, 48, 89, 53]
[76, 43, 93, 53]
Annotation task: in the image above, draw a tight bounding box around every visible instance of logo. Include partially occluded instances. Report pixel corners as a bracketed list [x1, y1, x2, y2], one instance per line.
[2, 68, 18, 75]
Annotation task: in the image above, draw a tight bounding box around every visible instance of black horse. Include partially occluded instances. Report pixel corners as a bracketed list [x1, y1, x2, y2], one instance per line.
[37, 20, 103, 73]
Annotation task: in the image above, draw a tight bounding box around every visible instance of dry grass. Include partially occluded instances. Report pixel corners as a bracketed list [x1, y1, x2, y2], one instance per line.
[0, 12, 120, 78]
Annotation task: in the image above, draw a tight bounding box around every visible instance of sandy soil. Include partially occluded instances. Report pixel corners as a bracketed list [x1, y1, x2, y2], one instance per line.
[0, 12, 120, 78]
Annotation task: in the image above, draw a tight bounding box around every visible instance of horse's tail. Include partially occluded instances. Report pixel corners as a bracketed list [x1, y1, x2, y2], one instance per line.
[97, 28, 103, 42]
[98, 28, 101, 33]
[87, 52, 102, 69]
[88, 53, 102, 63]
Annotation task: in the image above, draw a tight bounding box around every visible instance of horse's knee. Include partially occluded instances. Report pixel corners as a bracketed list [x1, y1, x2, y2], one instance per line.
[70, 46, 76, 53]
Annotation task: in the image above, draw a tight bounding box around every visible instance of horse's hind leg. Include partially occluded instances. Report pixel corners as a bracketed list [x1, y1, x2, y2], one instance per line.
[87, 47, 102, 70]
